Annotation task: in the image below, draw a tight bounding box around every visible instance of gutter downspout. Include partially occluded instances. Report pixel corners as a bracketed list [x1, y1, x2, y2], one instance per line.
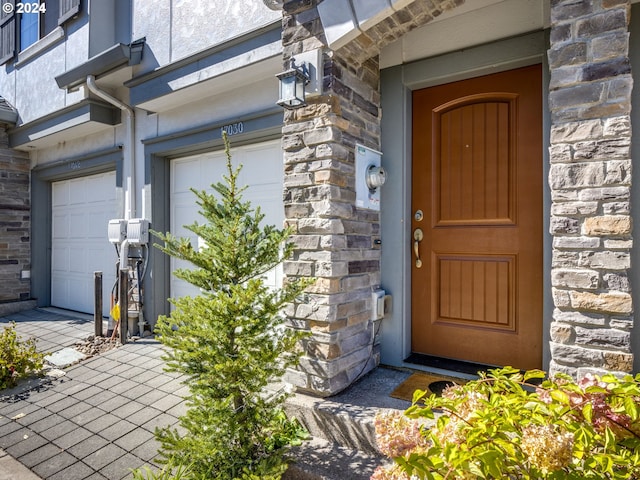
[86, 74, 136, 222]
[86, 75, 136, 332]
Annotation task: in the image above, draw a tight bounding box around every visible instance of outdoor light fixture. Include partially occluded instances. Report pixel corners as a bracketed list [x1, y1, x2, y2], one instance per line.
[263, 0, 284, 10]
[276, 58, 310, 109]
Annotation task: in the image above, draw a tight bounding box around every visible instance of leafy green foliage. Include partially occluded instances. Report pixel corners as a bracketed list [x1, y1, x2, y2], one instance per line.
[374, 367, 640, 479]
[0, 322, 45, 389]
[150, 134, 310, 480]
[130, 460, 192, 480]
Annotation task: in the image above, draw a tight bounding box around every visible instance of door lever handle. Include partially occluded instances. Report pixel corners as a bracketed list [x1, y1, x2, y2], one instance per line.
[413, 228, 423, 268]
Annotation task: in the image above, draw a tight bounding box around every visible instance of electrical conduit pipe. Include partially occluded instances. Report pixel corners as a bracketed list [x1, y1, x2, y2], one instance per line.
[86, 75, 136, 333]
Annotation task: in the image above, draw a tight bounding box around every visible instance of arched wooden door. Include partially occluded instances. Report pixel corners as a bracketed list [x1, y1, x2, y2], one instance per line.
[411, 65, 543, 370]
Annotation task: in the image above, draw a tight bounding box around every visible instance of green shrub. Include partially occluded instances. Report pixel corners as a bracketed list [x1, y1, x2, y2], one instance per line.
[0, 322, 45, 390]
[130, 460, 192, 480]
[374, 367, 640, 479]
[151, 133, 311, 480]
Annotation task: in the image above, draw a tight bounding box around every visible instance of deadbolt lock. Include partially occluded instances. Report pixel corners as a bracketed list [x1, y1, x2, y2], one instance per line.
[414, 209, 423, 222]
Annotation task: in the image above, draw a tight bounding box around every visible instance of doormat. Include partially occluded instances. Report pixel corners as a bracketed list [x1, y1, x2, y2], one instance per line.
[390, 372, 468, 402]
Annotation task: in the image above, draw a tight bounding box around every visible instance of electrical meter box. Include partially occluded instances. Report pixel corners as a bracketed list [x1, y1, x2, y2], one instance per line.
[355, 144, 383, 211]
[108, 219, 127, 244]
[127, 218, 149, 245]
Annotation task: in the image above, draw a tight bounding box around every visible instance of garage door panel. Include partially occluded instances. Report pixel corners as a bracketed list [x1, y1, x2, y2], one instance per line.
[52, 213, 69, 239]
[69, 212, 88, 237]
[247, 185, 283, 227]
[51, 246, 69, 272]
[87, 175, 114, 203]
[68, 276, 90, 312]
[52, 182, 69, 206]
[87, 210, 111, 239]
[238, 145, 282, 185]
[69, 249, 87, 273]
[170, 140, 283, 299]
[172, 205, 199, 238]
[51, 275, 69, 305]
[87, 247, 106, 272]
[51, 171, 118, 316]
[68, 178, 87, 204]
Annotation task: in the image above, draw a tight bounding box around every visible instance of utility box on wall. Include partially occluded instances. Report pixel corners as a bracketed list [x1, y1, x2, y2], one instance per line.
[355, 144, 385, 211]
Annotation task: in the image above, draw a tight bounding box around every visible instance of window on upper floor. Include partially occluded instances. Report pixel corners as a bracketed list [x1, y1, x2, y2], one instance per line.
[0, 0, 80, 63]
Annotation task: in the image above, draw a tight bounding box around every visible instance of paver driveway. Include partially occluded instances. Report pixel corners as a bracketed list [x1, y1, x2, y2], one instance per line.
[0, 308, 187, 480]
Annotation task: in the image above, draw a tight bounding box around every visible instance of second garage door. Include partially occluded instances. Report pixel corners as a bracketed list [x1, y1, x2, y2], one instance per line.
[51, 171, 119, 316]
[170, 140, 284, 299]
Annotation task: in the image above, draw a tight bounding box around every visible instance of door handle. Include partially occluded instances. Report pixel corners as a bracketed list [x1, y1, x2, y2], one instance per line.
[413, 228, 423, 268]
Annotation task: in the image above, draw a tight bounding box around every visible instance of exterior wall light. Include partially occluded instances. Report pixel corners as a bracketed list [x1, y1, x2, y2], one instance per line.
[276, 58, 310, 109]
[263, 0, 283, 10]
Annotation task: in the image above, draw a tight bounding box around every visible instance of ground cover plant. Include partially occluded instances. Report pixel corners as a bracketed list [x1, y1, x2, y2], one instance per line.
[374, 367, 640, 479]
[0, 321, 45, 390]
[137, 133, 310, 480]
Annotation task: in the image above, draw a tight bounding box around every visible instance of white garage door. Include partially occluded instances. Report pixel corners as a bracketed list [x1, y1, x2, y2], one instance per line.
[51, 171, 119, 316]
[170, 140, 284, 299]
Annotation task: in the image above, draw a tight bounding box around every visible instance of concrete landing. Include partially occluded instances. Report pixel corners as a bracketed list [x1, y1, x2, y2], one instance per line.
[283, 437, 389, 480]
[283, 367, 413, 478]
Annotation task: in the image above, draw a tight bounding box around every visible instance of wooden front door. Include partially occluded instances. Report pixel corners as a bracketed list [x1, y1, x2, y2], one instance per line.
[411, 65, 543, 370]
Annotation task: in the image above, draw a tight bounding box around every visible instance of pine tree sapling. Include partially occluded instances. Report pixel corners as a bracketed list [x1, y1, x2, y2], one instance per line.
[152, 134, 310, 479]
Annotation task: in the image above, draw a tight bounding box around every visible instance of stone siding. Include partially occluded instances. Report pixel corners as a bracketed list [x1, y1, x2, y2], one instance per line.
[281, 0, 463, 396]
[0, 125, 31, 303]
[548, 0, 633, 377]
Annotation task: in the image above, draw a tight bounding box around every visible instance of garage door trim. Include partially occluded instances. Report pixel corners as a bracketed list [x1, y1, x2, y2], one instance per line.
[31, 147, 123, 309]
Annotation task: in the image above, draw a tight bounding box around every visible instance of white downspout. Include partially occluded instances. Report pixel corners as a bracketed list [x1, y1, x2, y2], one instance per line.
[86, 75, 136, 334]
[86, 74, 136, 220]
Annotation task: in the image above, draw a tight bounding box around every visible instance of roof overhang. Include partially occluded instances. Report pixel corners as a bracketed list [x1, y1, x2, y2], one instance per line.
[9, 99, 121, 150]
[0, 98, 18, 125]
[125, 22, 281, 112]
[55, 39, 145, 91]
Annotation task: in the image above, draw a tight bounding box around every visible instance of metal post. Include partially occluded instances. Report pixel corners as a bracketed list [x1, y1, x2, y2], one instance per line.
[94, 271, 103, 337]
[119, 268, 129, 344]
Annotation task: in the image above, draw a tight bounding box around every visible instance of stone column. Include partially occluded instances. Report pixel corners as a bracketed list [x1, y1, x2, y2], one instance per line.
[281, 0, 382, 396]
[0, 125, 31, 303]
[548, 0, 633, 377]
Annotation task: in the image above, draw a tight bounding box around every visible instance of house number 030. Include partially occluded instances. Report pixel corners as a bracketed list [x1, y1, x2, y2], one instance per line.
[221, 122, 244, 136]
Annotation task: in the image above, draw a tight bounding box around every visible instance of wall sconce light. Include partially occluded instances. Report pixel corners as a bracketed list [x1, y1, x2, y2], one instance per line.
[263, 0, 283, 10]
[366, 165, 387, 192]
[276, 58, 310, 109]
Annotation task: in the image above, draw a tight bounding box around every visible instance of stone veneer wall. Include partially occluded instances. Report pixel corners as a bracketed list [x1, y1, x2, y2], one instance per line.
[281, 0, 382, 396]
[281, 0, 463, 396]
[0, 125, 31, 303]
[548, 0, 634, 376]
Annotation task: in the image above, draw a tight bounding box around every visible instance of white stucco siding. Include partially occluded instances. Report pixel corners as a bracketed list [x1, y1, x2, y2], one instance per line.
[132, 0, 280, 72]
[15, 45, 67, 124]
[32, 127, 123, 167]
[0, 24, 91, 125]
[132, 0, 171, 71]
[64, 21, 90, 72]
[154, 78, 279, 137]
[170, 1, 279, 61]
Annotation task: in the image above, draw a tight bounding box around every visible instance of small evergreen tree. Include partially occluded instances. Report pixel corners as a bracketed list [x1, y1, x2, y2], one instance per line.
[152, 134, 309, 480]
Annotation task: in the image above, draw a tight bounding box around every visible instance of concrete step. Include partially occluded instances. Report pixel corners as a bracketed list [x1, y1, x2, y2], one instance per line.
[284, 367, 413, 455]
[283, 437, 389, 480]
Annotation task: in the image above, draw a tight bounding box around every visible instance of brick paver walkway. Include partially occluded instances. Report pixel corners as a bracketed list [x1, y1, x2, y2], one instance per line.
[0, 308, 186, 480]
